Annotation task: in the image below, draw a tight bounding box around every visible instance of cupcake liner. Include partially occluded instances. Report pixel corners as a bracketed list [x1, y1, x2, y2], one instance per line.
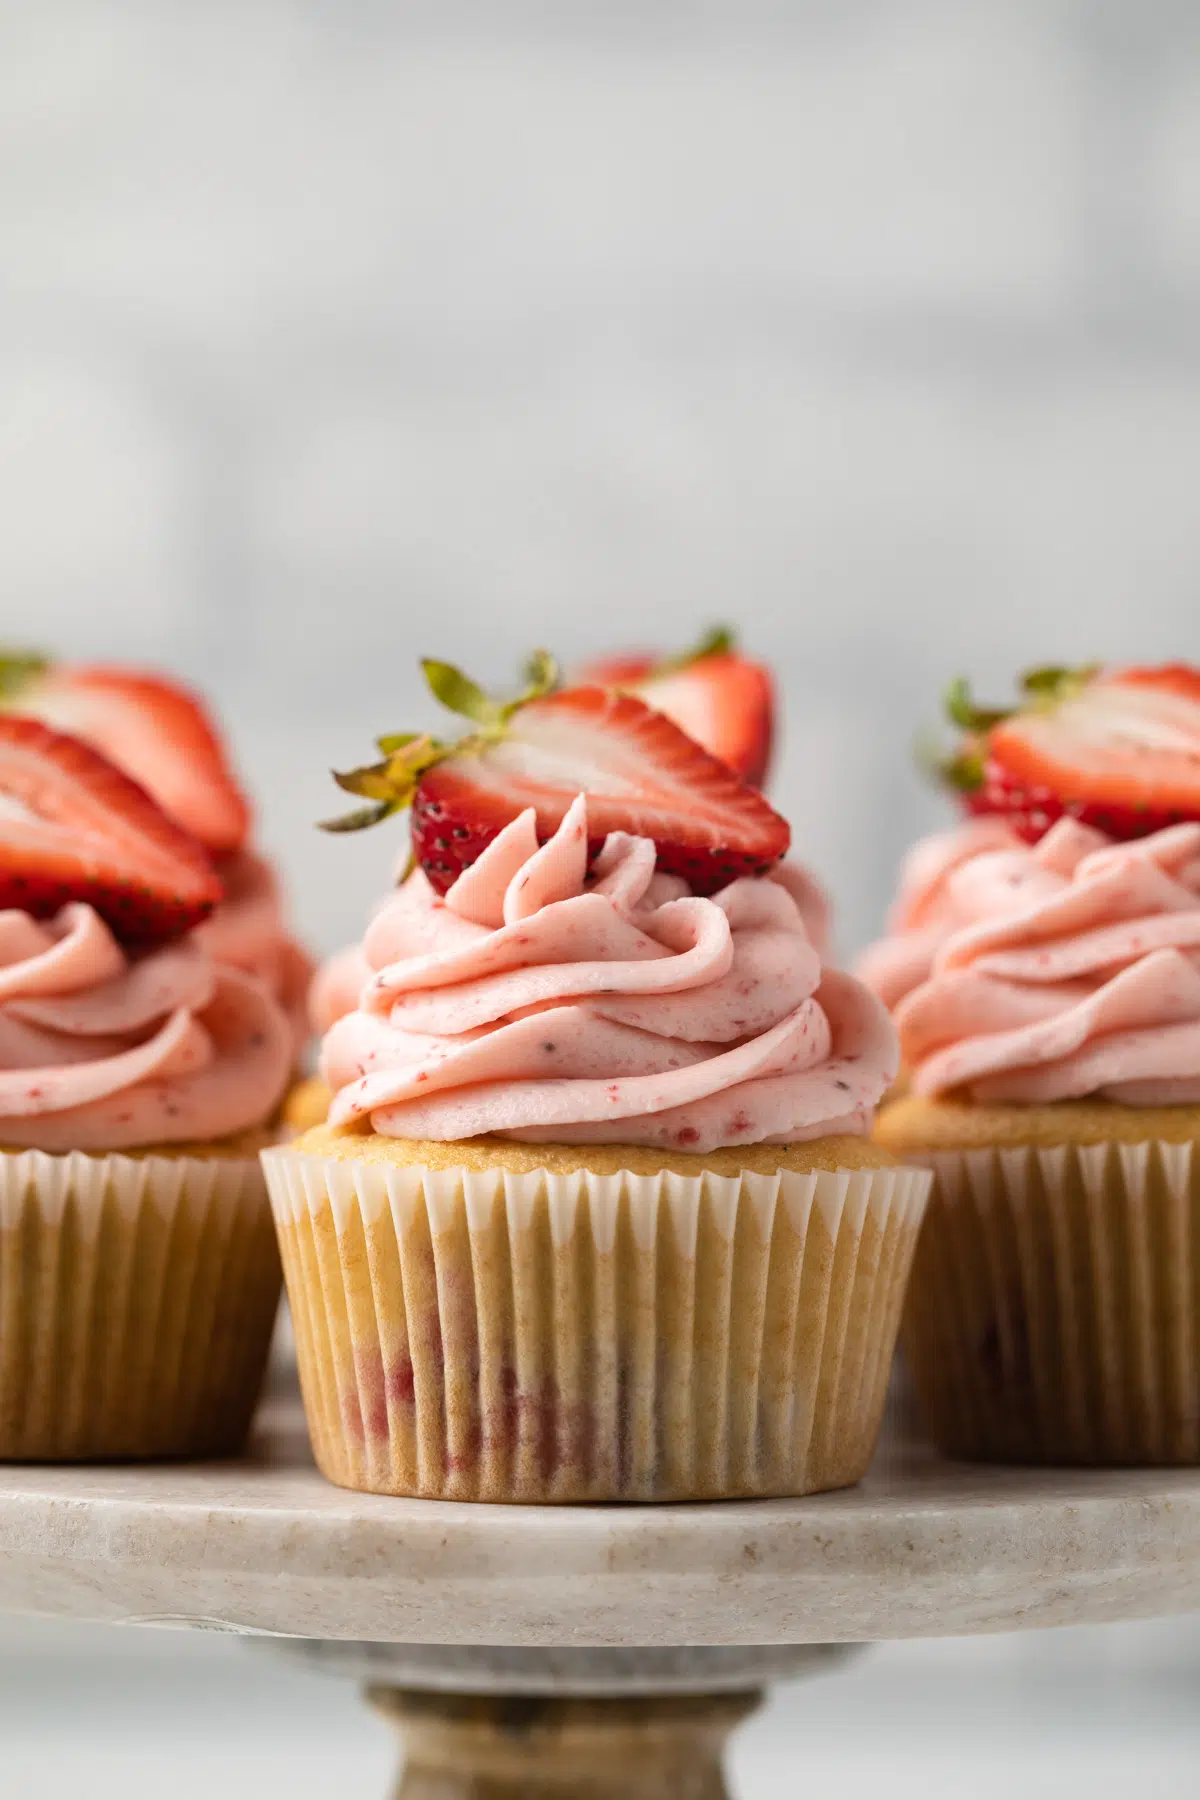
[0, 1149, 281, 1461]
[262, 1148, 930, 1503]
[902, 1139, 1200, 1465]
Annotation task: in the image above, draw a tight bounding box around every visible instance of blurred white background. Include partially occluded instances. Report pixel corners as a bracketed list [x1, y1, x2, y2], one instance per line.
[6, 1, 1199, 961]
[2, 1, 1200, 1793]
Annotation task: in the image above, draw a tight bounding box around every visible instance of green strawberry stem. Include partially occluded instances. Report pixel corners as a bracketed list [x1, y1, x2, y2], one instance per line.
[319, 650, 559, 834]
[0, 650, 49, 700]
[653, 625, 736, 676]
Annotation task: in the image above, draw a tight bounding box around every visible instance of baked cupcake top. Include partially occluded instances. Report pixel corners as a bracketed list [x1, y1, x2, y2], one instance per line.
[861, 662, 1200, 1105]
[317, 654, 891, 1152]
[0, 715, 292, 1152]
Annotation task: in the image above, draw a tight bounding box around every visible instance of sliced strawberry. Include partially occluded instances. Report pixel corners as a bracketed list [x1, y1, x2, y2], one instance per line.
[413, 687, 788, 893]
[938, 664, 1200, 844]
[0, 657, 250, 853]
[960, 757, 1193, 845]
[578, 628, 775, 787]
[323, 654, 790, 896]
[581, 652, 659, 687]
[0, 717, 222, 943]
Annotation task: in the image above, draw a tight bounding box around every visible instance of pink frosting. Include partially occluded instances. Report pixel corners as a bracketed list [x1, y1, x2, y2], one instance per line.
[0, 904, 293, 1152]
[310, 942, 371, 1035]
[322, 795, 896, 1152]
[855, 817, 1024, 1010]
[312, 859, 831, 1040]
[197, 849, 313, 1055]
[875, 818, 1200, 1104]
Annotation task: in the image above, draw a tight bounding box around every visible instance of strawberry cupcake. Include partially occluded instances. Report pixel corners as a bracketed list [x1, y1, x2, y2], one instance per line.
[0, 717, 292, 1460]
[263, 659, 928, 1503]
[284, 630, 819, 1141]
[0, 654, 312, 1064]
[868, 664, 1200, 1464]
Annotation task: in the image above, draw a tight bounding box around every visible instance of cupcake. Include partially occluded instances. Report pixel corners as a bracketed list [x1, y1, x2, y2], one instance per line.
[287, 630, 824, 1141]
[867, 662, 1200, 1464]
[0, 653, 312, 1064]
[0, 716, 293, 1460]
[263, 659, 928, 1502]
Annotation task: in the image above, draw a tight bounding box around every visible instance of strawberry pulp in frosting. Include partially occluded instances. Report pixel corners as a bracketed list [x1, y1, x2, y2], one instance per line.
[322, 795, 895, 1152]
[867, 818, 1200, 1105]
[0, 904, 293, 1151]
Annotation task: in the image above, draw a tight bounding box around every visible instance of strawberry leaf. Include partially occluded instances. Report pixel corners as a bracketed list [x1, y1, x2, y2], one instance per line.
[944, 677, 1012, 733]
[422, 660, 502, 726]
[319, 799, 400, 833]
[940, 746, 986, 792]
[324, 650, 562, 839]
[657, 625, 736, 675]
[1021, 662, 1099, 700]
[0, 651, 49, 700]
[333, 762, 402, 802]
[502, 648, 559, 719]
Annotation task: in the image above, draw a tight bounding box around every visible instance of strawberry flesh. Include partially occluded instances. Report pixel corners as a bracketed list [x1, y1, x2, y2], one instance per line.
[3, 664, 250, 854]
[964, 757, 1192, 845]
[412, 685, 790, 895]
[580, 647, 775, 787]
[0, 717, 222, 944]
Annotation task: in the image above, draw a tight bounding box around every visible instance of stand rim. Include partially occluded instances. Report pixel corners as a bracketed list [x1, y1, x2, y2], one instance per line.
[0, 1404, 1197, 1645]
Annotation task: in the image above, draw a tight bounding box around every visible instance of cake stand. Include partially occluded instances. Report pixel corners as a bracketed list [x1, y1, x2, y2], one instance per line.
[1, 1393, 1198, 1799]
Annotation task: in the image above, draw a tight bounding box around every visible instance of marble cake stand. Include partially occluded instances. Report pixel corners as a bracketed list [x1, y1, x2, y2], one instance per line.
[0, 1396, 1198, 1797]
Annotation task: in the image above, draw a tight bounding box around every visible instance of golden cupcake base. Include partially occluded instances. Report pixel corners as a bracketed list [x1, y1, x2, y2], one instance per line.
[0, 1147, 281, 1461]
[263, 1134, 928, 1503]
[878, 1110, 1200, 1465]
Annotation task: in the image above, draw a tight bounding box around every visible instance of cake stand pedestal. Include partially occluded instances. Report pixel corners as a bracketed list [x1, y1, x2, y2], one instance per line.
[0, 1395, 1198, 1797]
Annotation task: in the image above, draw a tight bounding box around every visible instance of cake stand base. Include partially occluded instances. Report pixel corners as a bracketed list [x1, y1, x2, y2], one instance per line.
[369, 1689, 758, 1800]
[255, 1640, 856, 1798]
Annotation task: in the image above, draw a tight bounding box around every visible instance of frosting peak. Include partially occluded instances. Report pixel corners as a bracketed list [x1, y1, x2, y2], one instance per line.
[323, 797, 895, 1152]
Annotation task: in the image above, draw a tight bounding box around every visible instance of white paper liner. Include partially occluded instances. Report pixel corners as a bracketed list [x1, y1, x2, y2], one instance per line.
[0, 1148, 281, 1460]
[902, 1137, 1200, 1465]
[262, 1147, 930, 1503]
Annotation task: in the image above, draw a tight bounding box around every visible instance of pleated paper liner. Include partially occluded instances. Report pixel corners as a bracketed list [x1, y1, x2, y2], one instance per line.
[0, 1148, 282, 1461]
[902, 1139, 1200, 1465]
[262, 1148, 931, 1503]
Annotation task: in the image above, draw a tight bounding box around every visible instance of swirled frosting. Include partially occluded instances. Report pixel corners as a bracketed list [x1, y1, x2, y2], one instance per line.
[0, 903, 293, 1151]
[197, 849, 313, 1055]
[875, 818, 1200, 1104]
[312, 857, 832, 1039]
[855, 817, 1023, 1010]
[322, 795, 895, 1152]
[310, 941, 372, 1036]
